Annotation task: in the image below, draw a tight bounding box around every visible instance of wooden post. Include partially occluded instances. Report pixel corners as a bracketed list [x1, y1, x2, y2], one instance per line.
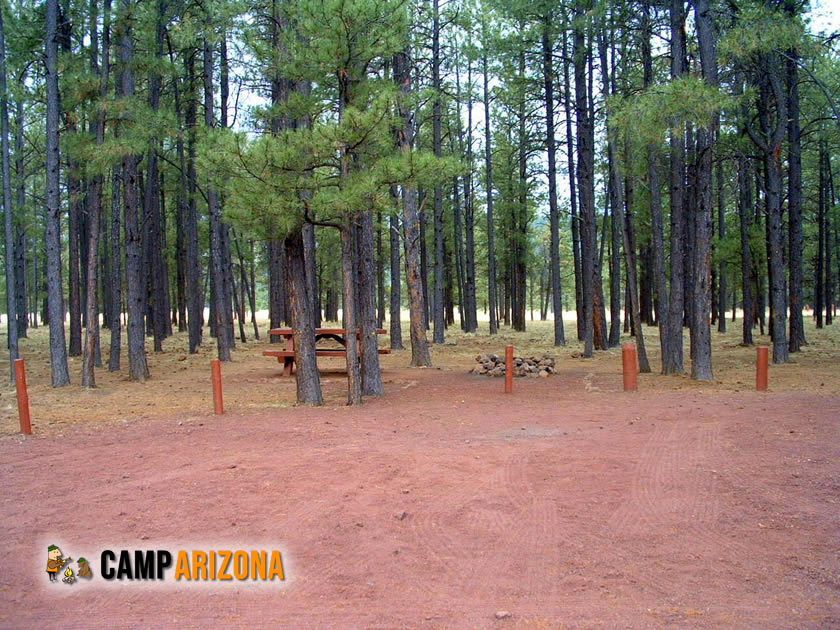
[14, 359, 31, 434]
[504, 344, 514, 393]
[622, 342, 637, 391]
[211, 359, 224, 414]
[756, 346, 768, 391]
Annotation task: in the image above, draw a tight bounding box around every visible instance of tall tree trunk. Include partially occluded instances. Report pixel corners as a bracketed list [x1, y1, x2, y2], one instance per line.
[513, 39, 528, 333]
[358, 211, 384, 396]
[690, 0, 716, 380]
[785, 5, 805, 350]
[574, 0, 595, 357]
[340, 218, 362, 404]
[248, 240, 259, 338]
[748, 53, 788, 363]
[45, 0, 70, 386]
[144, 0, 169, 353]
[598, 27, 621, 348]
[0, 3, 17, 382]
[431, 0, 444, 343]
[620, 140, 651, 372]
[482, 41, 497, 335]
[68, 181, 82, 356]
[119, 0, 148, 381]
[460, 58, 477, 333]
[185, 52, 202, 353]
[816, 141, 825, 328]
[82, 0, 110, 386]
[562, 25, 582, 341]
[451, 170, 465, 330]
[285, 227, 322, 405]
[203, 24, 231, 361]
[664, 0, 686, 375]
[737, 153, 753, 344]
[14, 97, 27, 340]
[389, 187, 403, 349]
[716, 151, 726, 333]
[14, 228, 26, 340]
[825, 151, 835, 326]
[395, 48, 431, 366]
[376, 212, 385, 328]
[167, 32, 188, 335]
[303, 223, 319, 327]
[218, 34, 235, 353]
[108, 164, 122, 370]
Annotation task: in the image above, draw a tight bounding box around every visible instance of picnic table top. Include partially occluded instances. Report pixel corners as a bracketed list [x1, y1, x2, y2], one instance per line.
[268, 327, 387, 336]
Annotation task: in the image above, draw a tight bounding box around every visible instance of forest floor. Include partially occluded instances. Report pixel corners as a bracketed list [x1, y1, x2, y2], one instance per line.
[0, 313, 838, 628]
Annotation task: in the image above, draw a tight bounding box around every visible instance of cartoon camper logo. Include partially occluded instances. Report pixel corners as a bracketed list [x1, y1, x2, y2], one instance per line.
[46, 545, 92, 584]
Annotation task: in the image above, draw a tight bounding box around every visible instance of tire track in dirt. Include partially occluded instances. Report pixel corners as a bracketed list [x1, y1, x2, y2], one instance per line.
[604, 418, 753, 563]
[406, 448, 516, 597]
[494, 446, 598, 600]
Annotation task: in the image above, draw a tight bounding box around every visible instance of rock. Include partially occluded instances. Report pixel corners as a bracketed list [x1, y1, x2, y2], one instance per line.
[527, 371, 539, 378]
[490, 367, 504, 377]
[539, 370, 549, 378]
[395, 511, 408, 521]
[495, 611, 512, 620]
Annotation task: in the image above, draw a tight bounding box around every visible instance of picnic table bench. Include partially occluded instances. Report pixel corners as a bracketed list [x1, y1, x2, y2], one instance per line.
[263, 327, 390, 376]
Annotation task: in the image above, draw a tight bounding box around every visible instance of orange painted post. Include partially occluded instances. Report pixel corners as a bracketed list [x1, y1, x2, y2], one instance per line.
[622, 342, 637, 392]
[14, 359, 31, 435]
[756, 346, 768, 391]
[211, 359, 224, 414]
[504, 344, 514, 394]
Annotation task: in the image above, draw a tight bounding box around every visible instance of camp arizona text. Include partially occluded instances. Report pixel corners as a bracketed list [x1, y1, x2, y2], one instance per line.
[100, 549, 285, 581]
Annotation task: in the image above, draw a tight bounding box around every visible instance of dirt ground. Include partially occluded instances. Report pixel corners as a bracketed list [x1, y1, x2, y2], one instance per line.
[0, 314, 838, 628]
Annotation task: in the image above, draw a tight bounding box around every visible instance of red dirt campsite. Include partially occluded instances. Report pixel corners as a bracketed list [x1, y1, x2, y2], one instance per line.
[1, 322, 839, 629]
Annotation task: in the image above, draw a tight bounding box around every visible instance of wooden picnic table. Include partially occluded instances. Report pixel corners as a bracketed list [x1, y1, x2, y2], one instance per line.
[263, 327, 390, 376]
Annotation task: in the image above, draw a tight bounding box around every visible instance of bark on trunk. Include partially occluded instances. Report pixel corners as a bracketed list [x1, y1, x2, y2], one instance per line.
[82, 0, 110, 386]
[357, 210, 384, 396]
[120, 1, 148, 381]
[185, 53, 202, 353]
[574, 1, 595, 357]
[562, 26, 582, 342]
[0, 4, 17, 382]
[340, 220, 362, 405]
[663, 0, 686, 375]
[690, 0, 716, 380]
[785, 19, 805, 350]
[482, 43, 497, 335]
[204, 26, 231, 361]
[389, 187, 403, 349]
[716, 152, 726, 333]
[431, 0, 444, 344]
[394, 48, 431, 366]
[737, 154, 753, 344]
[45, 0, 70, 386]
[285, 228, 322, 405]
